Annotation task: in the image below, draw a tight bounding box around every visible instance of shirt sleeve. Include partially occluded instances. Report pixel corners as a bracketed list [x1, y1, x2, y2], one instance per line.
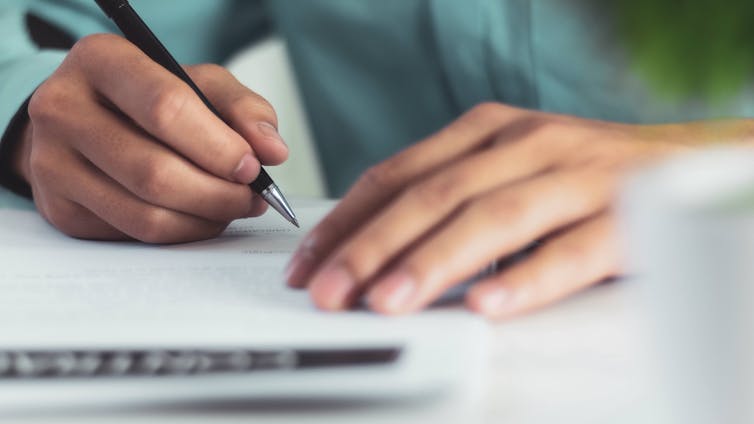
[0, 6, 71, 196]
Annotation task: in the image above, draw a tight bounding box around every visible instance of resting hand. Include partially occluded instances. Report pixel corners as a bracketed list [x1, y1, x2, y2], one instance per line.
[12, 34, 288, 243]
[286, 103, 698, 319]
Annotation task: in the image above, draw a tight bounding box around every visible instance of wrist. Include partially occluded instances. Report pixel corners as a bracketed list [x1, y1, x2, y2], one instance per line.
[12, 121, 32, 184]
[0, 96, 34, 198]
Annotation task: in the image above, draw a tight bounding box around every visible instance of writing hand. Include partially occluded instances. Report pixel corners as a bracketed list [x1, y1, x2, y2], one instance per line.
[12, 34, 288, 243]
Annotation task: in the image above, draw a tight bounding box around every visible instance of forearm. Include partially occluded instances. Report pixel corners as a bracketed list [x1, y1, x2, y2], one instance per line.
[641, 119, 754, 148]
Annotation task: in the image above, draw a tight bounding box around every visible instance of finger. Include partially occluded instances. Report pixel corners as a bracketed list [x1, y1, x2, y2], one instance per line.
[466, 213, 622, 320]
[286, 103, 532, 286]
[357, 170, 617, 315]
[303, 133, 560, 304]
[187, 64, 288, 166]
[71, 34, 260, 183]
[34, 193, 128, 241]
[56, 97, 255, 222]
[28, 145, 131, 241]
[31, 141, 228, 244]
[247, 195, 270, 218]
[76, 164, 229, 244]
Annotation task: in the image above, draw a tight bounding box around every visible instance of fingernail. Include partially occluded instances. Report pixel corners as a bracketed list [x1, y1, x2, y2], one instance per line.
[284, 254, 300, 282]
[368, 270, 417, 314]
[476, 287, 511, 316]
[285, 254, 314, 288]
[257, 122, 287, 147]
[309, 265, 356, 310]
[233, 153, 259, 184]
[286, 236, 317, 287]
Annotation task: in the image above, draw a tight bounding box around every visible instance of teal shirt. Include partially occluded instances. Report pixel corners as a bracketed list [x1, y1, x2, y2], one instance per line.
[2, 0, 754, 195]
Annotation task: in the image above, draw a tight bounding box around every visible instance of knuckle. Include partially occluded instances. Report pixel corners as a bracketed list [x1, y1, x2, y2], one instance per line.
[28, 80, 70, 125]
[358, 162, 399, 193]
[44, 201, 81, 237]
[133, 157, 174, 201]
[213, 142, 255, 180]
[189, 63, 229, 83]
[187, 64, 278, 127]
[69, 33, 124, 59]
[401, 261, 435, 288]
[231, 94, 277, 126]
[328, 236, 392, 283]
[27, 146, 57, 183]
[514, 265, 547, 297]
[409, 173, 462, 207]
[469, 102, 509, 121]
[212, 190, 253, 221]
[526, 119, 572, 149]
[134, 208, 174, 244]
[199, 137, 227, 163]
[490, 115, 544, 147]
[65, 34, 128, 67]
[146, 84, 191, 134]
[471, 192, 525, 223]
[336, 254, 374, 283]
[309, 218, 348, 254]
[547, 241, 591, 272]
[529, 120, 560, 140]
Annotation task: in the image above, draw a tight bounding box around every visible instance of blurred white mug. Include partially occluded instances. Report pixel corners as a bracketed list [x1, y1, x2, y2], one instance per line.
[620, 148, 754, 424]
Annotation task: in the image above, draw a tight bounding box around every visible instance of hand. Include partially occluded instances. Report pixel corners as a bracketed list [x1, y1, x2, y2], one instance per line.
[13, 34, 288, 243]
[286, 103, 694, 319]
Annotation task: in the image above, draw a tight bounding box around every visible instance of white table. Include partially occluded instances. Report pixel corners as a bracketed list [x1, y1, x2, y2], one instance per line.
[0, 38, 663, 423]
[485, 282, 661, 423]
[1, 190, 661, 423]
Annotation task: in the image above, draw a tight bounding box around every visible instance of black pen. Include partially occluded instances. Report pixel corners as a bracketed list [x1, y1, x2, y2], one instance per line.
[93, 0, 298, 227]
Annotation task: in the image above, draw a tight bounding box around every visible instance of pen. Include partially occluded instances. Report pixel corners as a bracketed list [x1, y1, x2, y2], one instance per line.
[93, 0, 298, 227]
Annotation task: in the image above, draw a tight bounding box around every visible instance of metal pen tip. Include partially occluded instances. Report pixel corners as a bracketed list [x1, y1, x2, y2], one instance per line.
[283, 213, 300, 228]
[260, 184, 299, 228]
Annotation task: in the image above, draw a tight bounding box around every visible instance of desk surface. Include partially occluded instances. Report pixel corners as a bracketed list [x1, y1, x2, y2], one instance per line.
[486, 281, 660, 423]
[0, 38, 664, 421]
[0, 191, 660, 423]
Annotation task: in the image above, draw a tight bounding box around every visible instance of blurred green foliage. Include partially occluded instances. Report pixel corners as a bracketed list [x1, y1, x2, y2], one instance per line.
[614, 0, 754, 101]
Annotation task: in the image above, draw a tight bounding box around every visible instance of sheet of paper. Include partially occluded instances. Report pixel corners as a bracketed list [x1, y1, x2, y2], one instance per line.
[0, 198, 482, 349]
[0, 197, 332, 253]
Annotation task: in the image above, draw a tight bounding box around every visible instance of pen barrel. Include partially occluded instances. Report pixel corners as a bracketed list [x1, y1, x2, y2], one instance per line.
[98, 0, 220, 117]
[250, 169, 273, 193]
[93, 0, 128, 18]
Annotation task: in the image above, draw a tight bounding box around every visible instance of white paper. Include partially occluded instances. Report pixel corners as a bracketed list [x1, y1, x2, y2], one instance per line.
[0, 199, 481, 348]
[0, 198, 489, 417]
